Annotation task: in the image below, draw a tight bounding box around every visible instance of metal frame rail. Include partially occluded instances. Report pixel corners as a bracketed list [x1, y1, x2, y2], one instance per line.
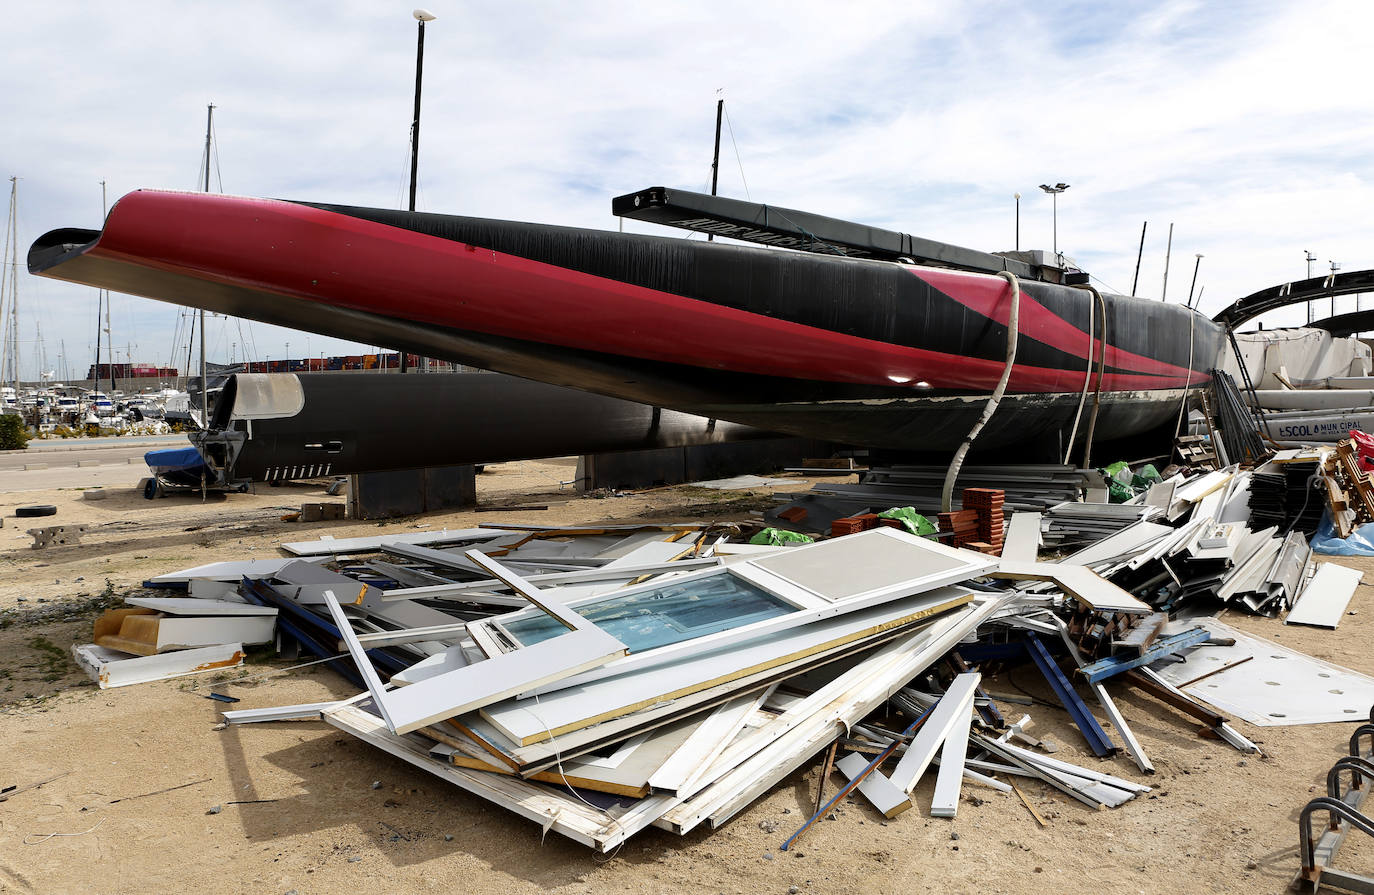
[1299, 706, 1374, 892]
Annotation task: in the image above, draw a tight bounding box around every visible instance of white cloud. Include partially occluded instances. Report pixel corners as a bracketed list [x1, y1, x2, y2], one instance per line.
[2, 0, 1372, 379]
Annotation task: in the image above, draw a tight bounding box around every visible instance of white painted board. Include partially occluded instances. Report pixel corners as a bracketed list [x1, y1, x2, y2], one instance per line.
[147, 557, 325, 585]
[155, 615, 276, 649]
[888, 673, 980, 794]
[1286, 562, 1363, 629]
[71, 641, 245, 689]
[836, 752, 911, 818]
[1152, 618, 1374, 725]
[929, 701, 973, 817]
[125, 596, 277, 617]
[1001, 512, 1042, 563]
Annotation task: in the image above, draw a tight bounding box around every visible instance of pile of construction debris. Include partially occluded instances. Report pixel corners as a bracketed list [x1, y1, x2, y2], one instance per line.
[62, 446, 1374, 854]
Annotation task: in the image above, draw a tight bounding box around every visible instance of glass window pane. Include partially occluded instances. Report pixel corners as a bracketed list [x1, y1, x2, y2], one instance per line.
[499, 573, 796, 652]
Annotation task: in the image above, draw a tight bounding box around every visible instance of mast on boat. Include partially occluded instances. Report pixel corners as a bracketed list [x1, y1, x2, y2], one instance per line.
[1, 177, 19, 395]
[199, 103, 212, 428]
[707, 96, 723, 241]
[97, 179, 115, 392]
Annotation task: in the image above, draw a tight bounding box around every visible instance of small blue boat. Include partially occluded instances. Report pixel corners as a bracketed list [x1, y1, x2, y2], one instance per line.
[143, 445, 210, 497]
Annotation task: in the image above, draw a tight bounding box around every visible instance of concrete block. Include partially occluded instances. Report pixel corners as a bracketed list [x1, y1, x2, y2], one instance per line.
[348, 466, 475, 520]
[27, 525, 88, 549]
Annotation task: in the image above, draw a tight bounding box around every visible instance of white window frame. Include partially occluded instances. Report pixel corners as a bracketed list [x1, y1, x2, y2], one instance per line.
[472, 527, 996, 695]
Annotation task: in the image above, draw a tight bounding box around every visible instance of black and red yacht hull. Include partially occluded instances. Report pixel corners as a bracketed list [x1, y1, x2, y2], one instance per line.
[29, 190, 1223, 451]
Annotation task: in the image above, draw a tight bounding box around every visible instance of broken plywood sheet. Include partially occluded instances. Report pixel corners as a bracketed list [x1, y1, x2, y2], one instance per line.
[1285, 562, 1363, 629]
[1151, 618, 1374, 725]
[71, 642, 245, 689]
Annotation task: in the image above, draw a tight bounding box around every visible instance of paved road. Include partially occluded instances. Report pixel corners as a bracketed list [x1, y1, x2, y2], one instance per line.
[19, 433, 188, 453]
[0, 434, 191, 492]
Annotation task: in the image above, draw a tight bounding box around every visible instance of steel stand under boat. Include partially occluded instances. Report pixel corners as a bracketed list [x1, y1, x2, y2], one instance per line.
[28, 189, 1222, 454]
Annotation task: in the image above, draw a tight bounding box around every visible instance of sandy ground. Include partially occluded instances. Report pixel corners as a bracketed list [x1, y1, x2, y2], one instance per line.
[0, 459, 1372, 894]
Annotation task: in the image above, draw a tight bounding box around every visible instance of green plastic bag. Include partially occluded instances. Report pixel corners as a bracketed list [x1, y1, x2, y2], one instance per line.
[876, 507, 938, 537]
[1103, 460, 1132, 483]
[1107, 479, 1134, 503]
[1130, 463, 1162, 490]
[749, 528, 815, 547]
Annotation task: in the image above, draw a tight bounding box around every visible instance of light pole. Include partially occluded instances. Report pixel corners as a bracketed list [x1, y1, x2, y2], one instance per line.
[1038, 183, 1069, 260]
[1013, 192, 1020, 251]
[1187, 254, 1203, 308]
[1306, 250, 1317, 323]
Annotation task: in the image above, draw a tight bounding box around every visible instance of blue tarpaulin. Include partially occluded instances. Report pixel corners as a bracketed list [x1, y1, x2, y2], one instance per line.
[1310, 508, 1374, 556]
[144, 446, 205, 474]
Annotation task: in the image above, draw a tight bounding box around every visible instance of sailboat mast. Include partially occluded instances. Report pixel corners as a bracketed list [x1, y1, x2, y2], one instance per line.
[707, 97, 723, 242]
[95, 181, 104, 391]
[102, 180, 114, 391]
[5, 177, 18, 392]
[199, 103, 213, 427]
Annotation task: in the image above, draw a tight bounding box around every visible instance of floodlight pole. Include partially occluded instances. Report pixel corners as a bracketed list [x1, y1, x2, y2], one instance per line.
[1038, 183, 1069, 260]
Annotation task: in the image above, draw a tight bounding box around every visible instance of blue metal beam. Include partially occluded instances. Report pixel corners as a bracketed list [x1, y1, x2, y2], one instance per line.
[1025, 633, 1116, 757]
[1078, 627, 1211, 685]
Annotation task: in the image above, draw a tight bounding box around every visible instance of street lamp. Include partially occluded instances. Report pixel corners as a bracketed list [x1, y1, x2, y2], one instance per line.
[1013, 192, 1020, 251]
[1038, 183, 1069, 260]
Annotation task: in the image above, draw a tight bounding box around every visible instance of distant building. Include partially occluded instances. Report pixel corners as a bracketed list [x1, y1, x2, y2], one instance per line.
[85, 363, 179, 380]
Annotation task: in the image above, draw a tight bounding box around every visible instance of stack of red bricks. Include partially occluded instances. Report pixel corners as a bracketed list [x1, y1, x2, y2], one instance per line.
[830, 513, 880, 536]
[961, 487, 1005, 555]
[935, 509, 979, 547]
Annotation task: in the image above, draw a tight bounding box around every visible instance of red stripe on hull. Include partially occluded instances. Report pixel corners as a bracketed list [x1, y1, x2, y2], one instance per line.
[911, 268, 1198, 380]
[95, 191, 1196, 394]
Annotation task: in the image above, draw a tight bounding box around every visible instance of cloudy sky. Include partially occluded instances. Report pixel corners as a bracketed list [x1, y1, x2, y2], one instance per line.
[2, 0, 1371, 380]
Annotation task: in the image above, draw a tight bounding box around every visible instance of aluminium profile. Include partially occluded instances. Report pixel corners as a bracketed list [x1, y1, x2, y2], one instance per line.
[654, 596, 1008, 834]
[888, 673, 981, 796]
